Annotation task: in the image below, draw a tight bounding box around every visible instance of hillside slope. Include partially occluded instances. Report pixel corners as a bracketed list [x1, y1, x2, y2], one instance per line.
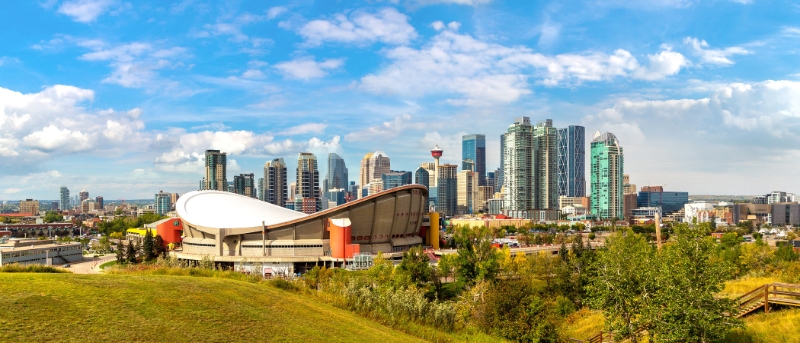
[0, 274, 426, 343]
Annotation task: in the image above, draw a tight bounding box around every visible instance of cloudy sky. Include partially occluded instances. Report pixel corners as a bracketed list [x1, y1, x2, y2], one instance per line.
[1, 0, 799, 200]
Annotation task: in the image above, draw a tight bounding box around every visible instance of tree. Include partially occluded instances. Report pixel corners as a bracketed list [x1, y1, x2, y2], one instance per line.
[43, 211, 64, 223]
[645, 226, 740, 342]
[115, 242, 125, 263]
[452, 226, 500, 285]
[437, 253, 456, 283]
[142, 229, 156, 261]
[775, 244, 799, 262]
[396, 246, 432, 287]
[154, 235, 166, 258]
[588, 230, 655, 342]
[125, 241, 137, 263]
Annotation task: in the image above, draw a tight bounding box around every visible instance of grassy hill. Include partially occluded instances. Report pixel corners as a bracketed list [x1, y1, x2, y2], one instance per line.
[0, 273, 434, 343]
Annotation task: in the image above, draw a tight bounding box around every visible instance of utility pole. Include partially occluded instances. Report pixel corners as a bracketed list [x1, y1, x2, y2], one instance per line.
[655, 211, 663, 253]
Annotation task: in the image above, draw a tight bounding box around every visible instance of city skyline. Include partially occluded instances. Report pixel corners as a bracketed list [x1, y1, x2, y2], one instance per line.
[2, 1, 800, 199]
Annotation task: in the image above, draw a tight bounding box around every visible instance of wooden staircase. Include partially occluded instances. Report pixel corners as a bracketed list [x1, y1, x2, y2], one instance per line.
[736, 282, 800, 318]
[571, 283, 800, 342]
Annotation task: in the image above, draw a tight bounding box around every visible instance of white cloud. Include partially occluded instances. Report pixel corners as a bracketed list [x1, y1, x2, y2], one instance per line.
[298, 8, 418, 46]
[278, 123, 328, 136]
[684, 37, 750, 66]
[241, 69, 265, 79]
[154, 131, 341, 173]
[0, 85, 146, 171]
[431, 21, 445, 31]
[72, 39, 189, 88]
[267, 6, 288, 20]
[195, 12, 274, 53]
[344, 114, 427, 142]
[582, 80, 800, 193]
[361, 31, 688, 105]
[57, 0, 117, 23]
[274, 57, 344, 80]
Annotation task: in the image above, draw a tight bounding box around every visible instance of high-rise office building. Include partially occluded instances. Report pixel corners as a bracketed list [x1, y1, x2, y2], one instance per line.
[623, 174, 637, 195]
[475, 186, 494, 213]
[257, 178, 264, 200]
[203, 150, 227, 191]
[437, 164, 458, 217]
[154, 191, 171, 215]
[503, 117, 534, 212]
[59, 186, 70, 211]
[233, 173, 257, 198]
[323, 153, 348, 199]
[414, 167, 429, 189]
[289, 182, 297, 202]
[296, 152, 320, 213]
[382, 171, 412, 190]
[499, 134, 506, 190]
[95, 196, 104, 209]
[557, 125, 586, 198]
[502, 117, 561, 215]
[79, 190, 89, 202]
[264, 158, 288, 207]
[327, 188, 347, 206]
[457, 170, 477, 215]
[533, 120, 558, 210]
[347, 181, 358, 202]
[462, 134, 486, 186]
[358, 151, 390, 198]
[170, 193, 179, 210]
[486, 171, 496, 192]
[590, 131, 624, 219]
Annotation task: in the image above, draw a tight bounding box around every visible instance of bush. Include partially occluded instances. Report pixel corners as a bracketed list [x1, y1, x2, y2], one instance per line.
[270, 279, 301, 292]
[0, 264, 71, 273]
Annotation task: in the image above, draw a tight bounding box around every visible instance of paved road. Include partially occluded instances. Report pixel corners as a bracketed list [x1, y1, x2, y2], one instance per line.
[67, 254, 116, 274]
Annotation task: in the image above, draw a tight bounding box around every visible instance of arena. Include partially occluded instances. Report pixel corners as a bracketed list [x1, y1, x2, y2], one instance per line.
[173, 184, 430, 274]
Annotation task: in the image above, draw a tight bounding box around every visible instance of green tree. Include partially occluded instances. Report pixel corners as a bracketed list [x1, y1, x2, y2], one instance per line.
[436, 253, 456, 283]
[154, 235, 167, 258]
[396, 246, 432, 287]
[125, 241, 137, 263]
[115, 242, 125, 263]
[588, 230, 655, 342]
[452, 226, 500, 285]
[775, 244, 799, 262]
[43, 211, 64, 223]
[142, 229, 156, 261]
[645, 226, 740, 342]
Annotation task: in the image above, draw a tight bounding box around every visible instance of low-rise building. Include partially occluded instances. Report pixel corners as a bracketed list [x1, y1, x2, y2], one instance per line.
[0, 239, 82, 266]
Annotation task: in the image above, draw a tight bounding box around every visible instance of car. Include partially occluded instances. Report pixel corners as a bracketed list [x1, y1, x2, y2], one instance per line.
[63, 264, 71, 268]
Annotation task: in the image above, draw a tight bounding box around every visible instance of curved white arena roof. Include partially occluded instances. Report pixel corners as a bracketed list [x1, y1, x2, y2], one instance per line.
[176, 190, 308, 229]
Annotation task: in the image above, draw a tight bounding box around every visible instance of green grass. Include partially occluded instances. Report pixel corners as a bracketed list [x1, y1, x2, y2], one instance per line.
[0, 273, 431, 343]
[561, 308, 604, 340]
[722, 308, 800, 342]
[98, 261, 116, 270]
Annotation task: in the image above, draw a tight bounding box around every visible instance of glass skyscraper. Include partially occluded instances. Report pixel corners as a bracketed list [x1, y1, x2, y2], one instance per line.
[557, 125, 586, 197]
[462, 134, 486, 186]
[323, 153, 348, 200]
[637, 191, 689, 214]
[590, 131, 624, 219]
[414, 167, 429, 189]
[382, 171, 412, 190]
[59, 186, 70, 211]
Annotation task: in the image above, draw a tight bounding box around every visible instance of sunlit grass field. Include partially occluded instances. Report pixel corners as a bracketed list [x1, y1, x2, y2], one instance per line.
[0, 273, 429, 343]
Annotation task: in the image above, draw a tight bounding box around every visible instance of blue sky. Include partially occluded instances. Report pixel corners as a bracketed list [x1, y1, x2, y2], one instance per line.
[1, 0, 799, 200]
